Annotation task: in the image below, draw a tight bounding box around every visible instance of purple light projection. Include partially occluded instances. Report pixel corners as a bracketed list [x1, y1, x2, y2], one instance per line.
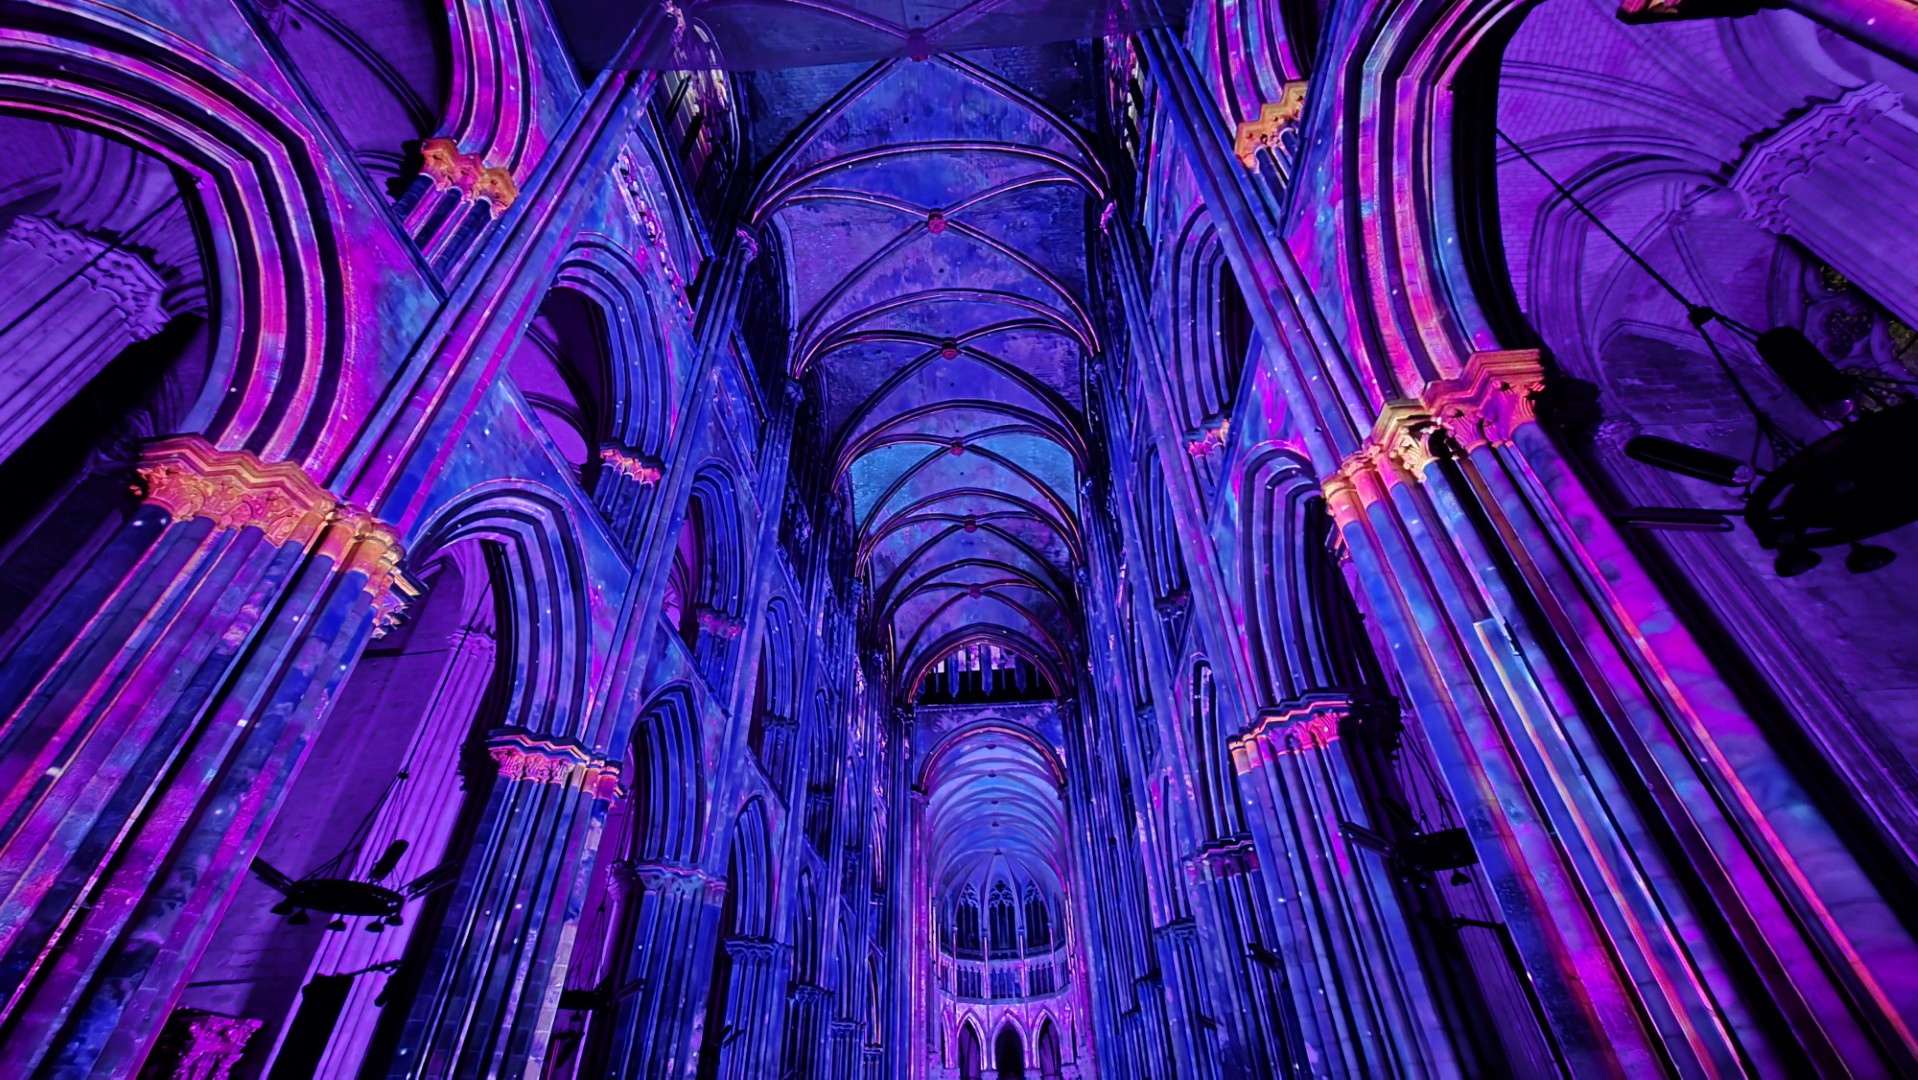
[1, 0, 1917, 1076]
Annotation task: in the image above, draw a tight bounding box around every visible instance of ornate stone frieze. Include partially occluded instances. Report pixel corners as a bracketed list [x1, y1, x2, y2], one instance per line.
[1233, 82, 1309, 168]
[599, 445, 664, 485]
[4, 215, 169, 336]
[419, 137, 518, 216]
[1731, 84, 1901, 233]
[485, 727, 623, 797]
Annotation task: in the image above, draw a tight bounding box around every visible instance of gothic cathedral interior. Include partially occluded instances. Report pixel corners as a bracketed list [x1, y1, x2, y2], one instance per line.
[4, 0, 1918, 1076]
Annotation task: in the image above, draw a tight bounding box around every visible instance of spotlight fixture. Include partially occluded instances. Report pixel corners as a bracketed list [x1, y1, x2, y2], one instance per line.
[1774, 546, 1822, 578]
[1846, 544, 1896, 575]
[1756, 327, 1854, 421]
[1624, 436, 1752, 487]
[1496, 125, 1918, 576]
[1617, 508, 1735, 533]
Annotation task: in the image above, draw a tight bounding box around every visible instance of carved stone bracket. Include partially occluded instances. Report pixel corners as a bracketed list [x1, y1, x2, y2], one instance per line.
[1731, 84, 1902, 234]
[419, 137, 518, 216]
[696, 605, 745, 639]
[1423, 350, 1546, 454]
[1232, 82, 1308, 168]
[600, 445, 664, 485]
[485, 727, 623, 798]
[1185, 417, 1231, 457]
[1193, 837, 1260, 881]
[609, 861, 718, 900]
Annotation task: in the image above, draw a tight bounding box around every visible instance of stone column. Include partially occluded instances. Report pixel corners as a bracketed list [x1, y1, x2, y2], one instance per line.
[711, 936, 787, 1080]
[1231, 700, 1455, 1078]
[601, 863, 727, 1078]
[0, 215, 170, 462]
[278, 622, 499, 1078]
[1732, 83, 1918, 329]
[0, 436, 410, 1076]
[378, 732, 623, 1078]
[1322, 350, 1918, 1075]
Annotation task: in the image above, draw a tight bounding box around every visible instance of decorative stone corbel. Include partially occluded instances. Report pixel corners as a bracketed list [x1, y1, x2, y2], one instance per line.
[1232, 82, 1308, 168]
[1320, 350, 1544, 518]
[1185, 417, 1231, 457]
[134, 436, 421, 633]
[1422, 349, 1546, 453]
[695, 605, 745, 639]
[1236, 698, 1348, 759]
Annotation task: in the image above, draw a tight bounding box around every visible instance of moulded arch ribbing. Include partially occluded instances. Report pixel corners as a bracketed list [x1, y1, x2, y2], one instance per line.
[0, 17, 355, 470]
[408, 481, 598, 742]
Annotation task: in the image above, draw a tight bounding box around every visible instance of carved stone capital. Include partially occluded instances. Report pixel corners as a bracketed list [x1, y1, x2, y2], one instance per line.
[1232, 82, 1309, 168]
[696, 605, 745, 639]
[485, 728, 621, 795]
[1185, 417, 1231, 458]
[4, 215, 170, 336]
[135, 436, 337, 547]
[1239, 698, 1349, 758]
[599, 445, 664, 485]
[1732, 84, 1902, 234]
[420, 137, 517, 216]
[1370, 400, 1441, 477]
[153, 1008, 263, 1079]
[1195, 837, 1260, 880]
[1422, 349, 1546, 453]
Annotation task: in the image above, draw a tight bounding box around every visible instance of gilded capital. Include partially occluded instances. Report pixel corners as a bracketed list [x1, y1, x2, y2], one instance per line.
[1240, 700, 1348, 758]
[600, 446, 664, 485]
[135, 436, 337, 547]
[485, 728, 621, 795]
[420, 137, 518, 216]
[1423, 350, 1546, 453]
[133, 437, 418, 632]
[1233, 82, 1309, 168]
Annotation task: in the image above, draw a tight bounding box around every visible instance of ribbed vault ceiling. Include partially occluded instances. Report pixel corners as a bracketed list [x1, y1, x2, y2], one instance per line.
[748, 46, 1100, 697]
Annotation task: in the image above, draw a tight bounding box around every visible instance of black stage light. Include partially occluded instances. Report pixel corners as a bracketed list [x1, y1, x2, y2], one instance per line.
[1618, 507, 1735, 532]
[1757, 327, 1854, 420]
[1775, 546, 1822, 577]
[1624, 436, 1752, 486]
[1846, 544, 1896, 574]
